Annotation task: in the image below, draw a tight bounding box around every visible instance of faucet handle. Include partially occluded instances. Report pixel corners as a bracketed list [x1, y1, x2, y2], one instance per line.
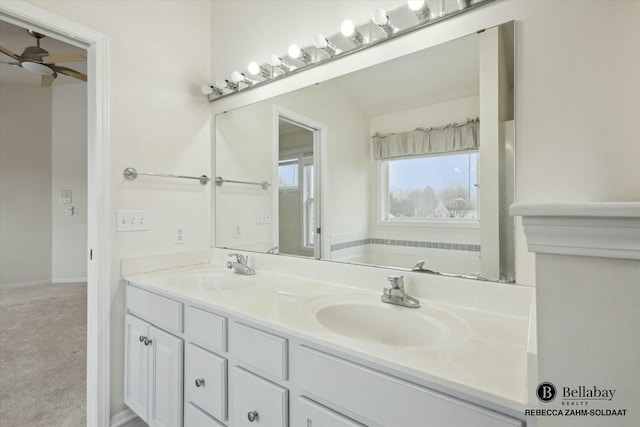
[386, 275, 404, 289]
[228, 253, 246, 264]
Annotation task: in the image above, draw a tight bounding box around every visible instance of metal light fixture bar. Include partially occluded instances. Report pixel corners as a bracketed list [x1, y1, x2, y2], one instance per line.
[205, 0, 494, 102]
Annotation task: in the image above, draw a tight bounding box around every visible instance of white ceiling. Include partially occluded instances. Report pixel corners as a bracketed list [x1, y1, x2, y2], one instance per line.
[0, 20, 87, 86]
[334, 31, 480, 117]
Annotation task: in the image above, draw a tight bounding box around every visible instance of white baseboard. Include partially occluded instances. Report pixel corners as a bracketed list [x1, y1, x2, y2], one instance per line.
[0, 279, 88, 291]
[110, 408, 143, 427]
[0, 279, 50, 291]
[52, 277, 88, 284]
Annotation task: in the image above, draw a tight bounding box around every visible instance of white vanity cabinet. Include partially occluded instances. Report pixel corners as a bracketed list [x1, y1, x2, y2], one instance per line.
[124, 314, 184, 427]
[183, 305, 229, 425]
[293, 346, 524, 427]
[228, 321, 289, 426]
[295, 397, 365, 427]
[125, 282, 526, 427]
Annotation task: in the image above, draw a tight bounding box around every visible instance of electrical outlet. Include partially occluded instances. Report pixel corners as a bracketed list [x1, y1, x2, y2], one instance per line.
[175, 224, 186, 244]
[233, 223, 241, 239]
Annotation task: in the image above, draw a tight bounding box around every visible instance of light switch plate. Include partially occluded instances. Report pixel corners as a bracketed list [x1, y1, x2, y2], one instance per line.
[59, 189, 72, 204]
[116, 210, 149, 232]
[256, 209, 272, 224]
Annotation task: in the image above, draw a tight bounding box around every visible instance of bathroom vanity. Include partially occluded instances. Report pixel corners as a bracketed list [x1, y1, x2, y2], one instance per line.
[123, 265, 530, 427]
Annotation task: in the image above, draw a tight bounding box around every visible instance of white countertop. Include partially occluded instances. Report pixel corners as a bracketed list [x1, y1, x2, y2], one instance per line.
[124, 263, 530, 414]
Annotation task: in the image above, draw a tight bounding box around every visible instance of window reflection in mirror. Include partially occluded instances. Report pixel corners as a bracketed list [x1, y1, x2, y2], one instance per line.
[215, 21, 515, 282]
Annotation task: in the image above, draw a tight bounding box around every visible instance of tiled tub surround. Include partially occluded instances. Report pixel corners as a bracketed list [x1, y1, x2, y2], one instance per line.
[330, 237, 481, 253]
[124, 261, 533, 419]
[328, 231, 482, 275]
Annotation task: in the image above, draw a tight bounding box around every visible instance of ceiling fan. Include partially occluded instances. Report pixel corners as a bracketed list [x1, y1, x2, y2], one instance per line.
[0, 29, 87, 86]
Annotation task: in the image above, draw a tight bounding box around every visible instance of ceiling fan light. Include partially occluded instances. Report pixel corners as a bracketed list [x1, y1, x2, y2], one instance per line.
[21, 61, 55, 75]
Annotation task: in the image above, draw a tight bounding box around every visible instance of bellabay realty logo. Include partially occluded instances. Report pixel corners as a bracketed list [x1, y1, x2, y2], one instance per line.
[536, 382, 616, 405]
[526, 382, 627, 419]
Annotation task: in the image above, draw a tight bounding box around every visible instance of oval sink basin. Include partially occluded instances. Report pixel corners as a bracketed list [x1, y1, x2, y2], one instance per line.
[306, 294, 469, 348]
[167, 270, 253, 291]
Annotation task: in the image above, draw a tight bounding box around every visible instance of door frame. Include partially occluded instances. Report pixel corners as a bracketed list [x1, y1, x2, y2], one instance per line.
[0, 2, 111, 426]
[273, 105, 327, 259]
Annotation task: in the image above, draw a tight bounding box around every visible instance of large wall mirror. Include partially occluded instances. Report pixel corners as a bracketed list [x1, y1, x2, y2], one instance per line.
[215, 21, 515, 282]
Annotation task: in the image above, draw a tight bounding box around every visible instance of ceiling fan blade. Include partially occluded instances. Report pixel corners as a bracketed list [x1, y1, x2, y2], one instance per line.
[52, 65, 87, 82]
[0, 61, 22, 68]
[41, 74, 56, 87]
[0, 45, 22, 61]
[42, 53, 87, 63]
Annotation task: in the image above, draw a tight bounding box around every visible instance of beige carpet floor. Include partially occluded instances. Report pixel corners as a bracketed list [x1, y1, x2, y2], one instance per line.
[0, 282, 86, 427]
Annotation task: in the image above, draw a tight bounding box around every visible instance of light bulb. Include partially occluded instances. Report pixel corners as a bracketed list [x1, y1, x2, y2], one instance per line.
[230, 71, 244, 83]
[288, 44, 302, 59]
[313, 33, 328, 49]
[268, 55, 294, 72]
[214, 78, 238, 91]
[340, 20, 355, 37]
[248, 62, 261, 75]
[200, 85, 213, 95]
[215, 78, 227, 88]
[407, 0, 425, 11]
[269, 54, 282, 67]
[408, 0, 430, 20]
[287, 43, 311, 63]
[313, 33, 340, 56]
[372, 8, 398, 35]
[372, 8, 389, 26]
[340, 19, 364, 44]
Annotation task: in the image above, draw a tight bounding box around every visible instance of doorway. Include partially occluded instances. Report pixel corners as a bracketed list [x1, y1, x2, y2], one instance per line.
[275, 108, 325, 260]
[0, 2, 110, 425]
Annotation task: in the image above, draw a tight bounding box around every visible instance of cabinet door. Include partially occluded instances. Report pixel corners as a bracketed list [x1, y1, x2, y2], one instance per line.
[148, 326, 184, 427]
[124, 314, 149, 421]
[296, 397, 366, 427]
[231, 367, 288, 427]
[185, 343, 227, 422]
[185, 403, 226, 427]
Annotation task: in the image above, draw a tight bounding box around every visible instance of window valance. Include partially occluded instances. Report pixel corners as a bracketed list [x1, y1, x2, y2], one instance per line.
[371, 118, 479, 160]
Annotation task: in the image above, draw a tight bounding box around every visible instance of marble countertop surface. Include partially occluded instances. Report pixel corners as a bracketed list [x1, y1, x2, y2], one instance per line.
[124, 263, 529, 414]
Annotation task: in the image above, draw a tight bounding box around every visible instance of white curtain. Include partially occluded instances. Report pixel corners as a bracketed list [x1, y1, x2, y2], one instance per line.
[371, 118, 479, 160]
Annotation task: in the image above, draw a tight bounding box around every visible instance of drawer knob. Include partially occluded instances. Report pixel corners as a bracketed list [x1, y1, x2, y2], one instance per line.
[247, 411, 259, 422]
[143, 337, 152, 346]
[195, 378, 205, 387]
[139, 335, 145, 342]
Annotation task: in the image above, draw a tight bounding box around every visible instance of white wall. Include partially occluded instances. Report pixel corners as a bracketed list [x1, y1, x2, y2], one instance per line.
[0, 83, 52, 288]
[27, 0, 212, 416]
[52, 83, 87, 282]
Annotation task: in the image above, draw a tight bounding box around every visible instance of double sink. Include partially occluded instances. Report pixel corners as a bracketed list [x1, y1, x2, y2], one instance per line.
[166, 269, 470, 349]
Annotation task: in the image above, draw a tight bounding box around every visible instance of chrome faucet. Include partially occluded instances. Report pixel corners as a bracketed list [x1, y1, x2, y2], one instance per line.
[381, 276, 420, 308]
[226, 253, 256, 275]
[411, 260, 438, 274]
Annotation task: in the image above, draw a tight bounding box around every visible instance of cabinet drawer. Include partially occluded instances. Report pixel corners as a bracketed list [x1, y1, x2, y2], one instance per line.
[185, 343, 227, 422]
[229, 322, 288, 379]
[231, 367, 288, 427]
[185, 403, 225, 427]
[185, 305, 227, 352]
[296, 396, 365, 427]
[297, 346, 523, 427]
[126, 285, 182, 335]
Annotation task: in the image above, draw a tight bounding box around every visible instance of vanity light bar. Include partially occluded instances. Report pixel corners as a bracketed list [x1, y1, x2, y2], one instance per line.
[204, 0, 494, 101]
